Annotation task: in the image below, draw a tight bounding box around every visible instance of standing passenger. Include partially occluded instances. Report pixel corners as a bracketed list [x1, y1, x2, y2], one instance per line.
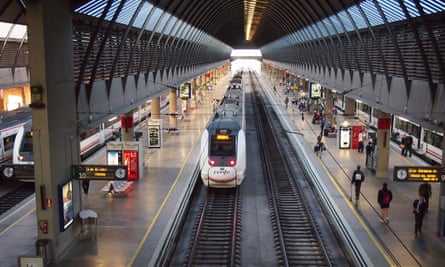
[418, 182, 432, 212]
[358, 130, 365, 153]
[284, 96, 289, 109]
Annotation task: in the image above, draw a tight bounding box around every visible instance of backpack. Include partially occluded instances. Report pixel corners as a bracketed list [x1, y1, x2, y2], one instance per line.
[382, 190, 391, 205]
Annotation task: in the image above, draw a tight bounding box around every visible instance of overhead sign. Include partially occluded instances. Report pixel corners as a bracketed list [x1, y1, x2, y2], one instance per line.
[394, 166, 445, 182]
[0, 164, 34, 180]
[72, 165, 128, 180]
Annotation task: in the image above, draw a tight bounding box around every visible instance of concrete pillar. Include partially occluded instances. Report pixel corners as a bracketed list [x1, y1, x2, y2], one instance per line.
[344, 97, 356, 119]
[325, 90, 334, 123]
[375, 110, 391, 179]
[437, 125, 445, 236]
[151, 97, 160, 120]
[27, 0, 78, 260]
[121, 112, 134, 141]
[190, 79, 197, 109]
[169, 88, 177, 129]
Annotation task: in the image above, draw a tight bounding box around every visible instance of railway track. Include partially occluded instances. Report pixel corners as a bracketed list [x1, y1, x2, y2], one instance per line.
[0, 182, 34, 217]
[184, 188, 241, 266]
[252, 75, 334, 266]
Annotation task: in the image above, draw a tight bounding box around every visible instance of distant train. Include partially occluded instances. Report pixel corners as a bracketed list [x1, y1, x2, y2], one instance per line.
[392, 116, 443, 165]
[0, 120, 29, 164]
[13, 94, 169, 165]
[199, 72, 246, 188]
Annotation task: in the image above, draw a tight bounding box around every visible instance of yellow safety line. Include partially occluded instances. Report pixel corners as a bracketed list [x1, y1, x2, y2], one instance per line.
[127, 121, 205, 266]
[0, 208, 35, 236]
[318, 160, 396, 266]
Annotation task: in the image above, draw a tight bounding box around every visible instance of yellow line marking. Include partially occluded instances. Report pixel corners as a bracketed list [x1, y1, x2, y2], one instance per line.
[0, 208, 35, 236]
[295, 120, 396, 265]
[318, 160, 396, 266]
[127, 119, 206, 266]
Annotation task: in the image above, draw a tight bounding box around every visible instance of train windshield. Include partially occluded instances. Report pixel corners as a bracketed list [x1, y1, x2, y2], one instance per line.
[210, 134, 235, 156]
[21, 132, 33, 152]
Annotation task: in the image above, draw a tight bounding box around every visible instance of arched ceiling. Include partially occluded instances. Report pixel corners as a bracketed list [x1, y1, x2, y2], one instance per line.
[1, 0, 358, 48]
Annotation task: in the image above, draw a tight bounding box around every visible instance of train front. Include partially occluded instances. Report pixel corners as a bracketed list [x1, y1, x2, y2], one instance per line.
[200, 120, 246, 188]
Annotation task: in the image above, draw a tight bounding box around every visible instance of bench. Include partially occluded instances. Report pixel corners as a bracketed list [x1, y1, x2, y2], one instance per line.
[101, 181, 133, 196]
[323, 128, 337, 138]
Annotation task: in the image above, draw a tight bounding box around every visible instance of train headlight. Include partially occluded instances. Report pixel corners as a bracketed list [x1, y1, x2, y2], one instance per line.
[19, 155, 25, 161]
[209, 159, 217, 166]
[229, 159, 236, 166]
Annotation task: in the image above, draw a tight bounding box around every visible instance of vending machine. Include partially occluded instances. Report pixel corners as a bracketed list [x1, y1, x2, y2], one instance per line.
[351, 125, 365, 149]
[339, 126, 352, 149]
[106, 141, 143, 181]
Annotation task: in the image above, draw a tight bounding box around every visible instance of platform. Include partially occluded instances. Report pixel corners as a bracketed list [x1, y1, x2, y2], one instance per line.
[0, 72, 444, 267]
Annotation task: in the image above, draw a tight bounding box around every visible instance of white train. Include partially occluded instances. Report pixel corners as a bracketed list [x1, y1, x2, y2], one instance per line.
[392, 116, 443, 165]
[0, 120, 29, 164]
[200, 73, 247, 188]
[13, 94, 169, 165]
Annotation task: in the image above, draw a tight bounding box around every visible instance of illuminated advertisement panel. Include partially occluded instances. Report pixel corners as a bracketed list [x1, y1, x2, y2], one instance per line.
[310, 83, 321, 98]
[58, 179, 74, 231]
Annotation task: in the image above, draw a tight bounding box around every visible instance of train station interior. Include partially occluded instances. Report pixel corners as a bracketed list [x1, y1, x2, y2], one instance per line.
[0, 1, 444, 266]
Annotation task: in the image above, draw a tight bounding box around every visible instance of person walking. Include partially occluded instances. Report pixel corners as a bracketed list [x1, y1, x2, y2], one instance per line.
[316, 134, 324, 157]
[377, 183, 393, 223]
[418, 182, 432, 212]
[284, 96, 289, 108]
[351, 165, 365, 203]
[413, 195, 427, 237]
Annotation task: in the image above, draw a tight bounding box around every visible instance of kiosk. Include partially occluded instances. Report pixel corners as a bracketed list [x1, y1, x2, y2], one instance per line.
[106, 141, 143, 181]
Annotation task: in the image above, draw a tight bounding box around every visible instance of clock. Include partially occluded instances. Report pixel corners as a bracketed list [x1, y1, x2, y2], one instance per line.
[396, 169, 408, 180]
[114, 167, 127, 180]
[2, 166, 14, 178]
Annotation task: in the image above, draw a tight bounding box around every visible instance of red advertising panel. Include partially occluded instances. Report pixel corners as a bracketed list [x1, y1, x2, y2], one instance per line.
[123, 151, 139, 181]
[351, 125, 365, 149]
[378, 118, 391, 129]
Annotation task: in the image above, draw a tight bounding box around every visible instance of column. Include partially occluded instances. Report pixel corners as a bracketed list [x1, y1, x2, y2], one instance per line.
[190, 79, 197, 109]
[151, 97, 160, 120]
[437, 124, 445, 236]
[121, 112, 134, 141]
[325, 90, 334, 124]
[27, 0, 78, 260]
[169, 88, 177, 129]
[344, 96, 356, 119]
[375, 110, 391, 179]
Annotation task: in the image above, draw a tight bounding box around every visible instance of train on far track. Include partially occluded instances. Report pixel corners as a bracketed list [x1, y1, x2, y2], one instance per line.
[199, 72, 246, 188]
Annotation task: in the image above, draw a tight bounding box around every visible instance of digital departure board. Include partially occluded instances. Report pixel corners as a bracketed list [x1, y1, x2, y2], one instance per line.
[394, 166, 445, 182]
[72, 165, 128, 180]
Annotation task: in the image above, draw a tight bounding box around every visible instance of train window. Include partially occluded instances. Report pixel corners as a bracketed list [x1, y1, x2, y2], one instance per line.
[423, 130, 443, 149]
[394, 118, 420, 137]
[3, 134, 16, 151]
[210, 135, 235, 156]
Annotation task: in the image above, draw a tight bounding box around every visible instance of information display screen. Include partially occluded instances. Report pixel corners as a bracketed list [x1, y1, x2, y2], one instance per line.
[394, 166, 445, 182]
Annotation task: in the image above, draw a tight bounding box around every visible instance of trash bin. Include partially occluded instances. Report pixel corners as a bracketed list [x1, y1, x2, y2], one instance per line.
[79, 210, 98, 241]
[35, 239, 51, 265]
